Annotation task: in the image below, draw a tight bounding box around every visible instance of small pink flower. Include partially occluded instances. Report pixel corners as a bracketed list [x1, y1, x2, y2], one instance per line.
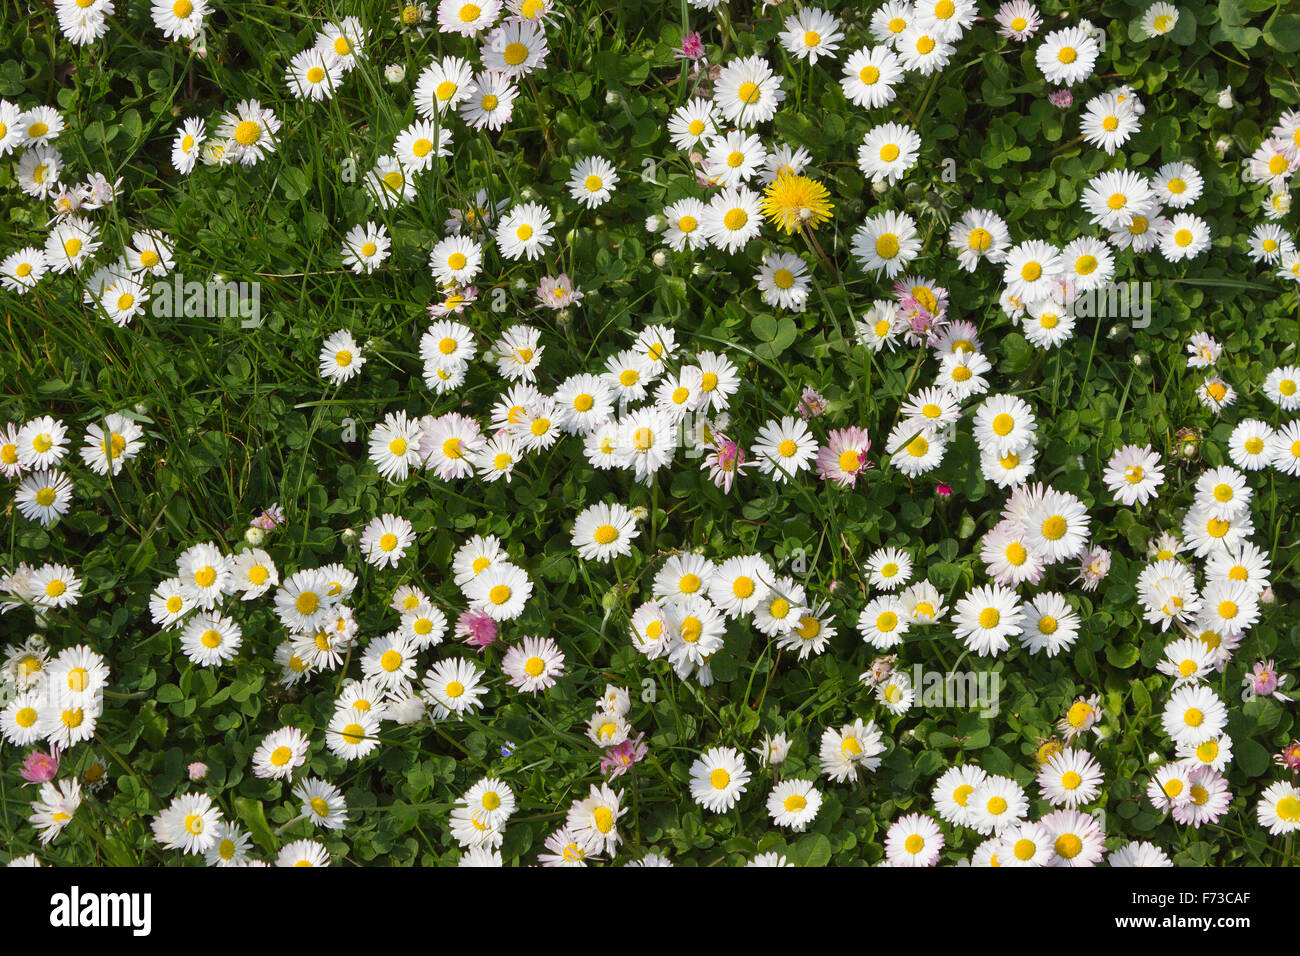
[935, 482, 953, 498]
[20, 750, 59, 784]
[188, 762, 208, 781]
[456, 609, 499, 652]
[1245, 659, 1288, 699]
[1275, 741, 1300, 773]
[1074, 545, 1111, 592]
[251, 504, 285, 530]
[703, 434, 752, 494]
[600, 733, 648, 779]
[675, 30, 705, 62]
[798, 387, 828, 420]
[537, 274, 584, 310]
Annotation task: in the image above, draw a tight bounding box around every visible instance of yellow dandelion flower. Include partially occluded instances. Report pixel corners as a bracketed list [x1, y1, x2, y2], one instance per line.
[761, 170, 834, 234]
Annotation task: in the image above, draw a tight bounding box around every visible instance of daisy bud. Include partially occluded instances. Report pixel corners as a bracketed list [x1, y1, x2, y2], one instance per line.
[244, 526, 266, 546]
[513, 277, 529, 291]
[1215, 137, 1231, 154]
[557, 308, 572, 328]
[1181, 441, 1198, 459]
[1261, 587, 1276, 605]
[645, 215, 663, 233]
[340, 527, 359, 544]
[520, 187, 536, 202]
[134, 402, 149, 415]
[652, 250, 668, 268]
[871, 180, 887, 195]
[385, 64, 406, 83]
[605, 90, 621, 106]
[188, 762, 208, 780]
[629, 506, 649, 521]
[601, 588, 621, 613]
[1217, 87, 1233, 108]
[1132, 351, 1148, 367]
[691, 262, 712, 277]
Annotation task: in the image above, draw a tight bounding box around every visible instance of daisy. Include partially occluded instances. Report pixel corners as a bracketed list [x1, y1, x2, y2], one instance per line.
[215, 99, 280, 166]
[480, 19, 548, 78]
[713, 55, 785, 128]
[895, 26, 955, 75]
[967, 775, 1029, 834]
[852, 209, 921, 278]
[396, 119, 453, 171]
[180, 613, 242, 667]
[1038, 749, 1103, 808]
[568, 155, 618, 208]
[1080, 91, 1140, 155]
[460, 777, 516, 830]
[364, 155, 416, 209]
[538, 827, 594, 866]
[1162, 685, 1227, 748]
[933, 764, 987, 828]
[204, 822, 253, 867]
[840, 45, 904, 110]
[459, 70, 517, 130]
[572, 502, 640, 563]
[1102, 444, 1164, 505]
[465, 561, 532, 620]
[953, 583, 1024, 656]
[857, 595, 910, 649]
[1082, 168, 1156, 229]
[755, 251, 811, 312]
[424, 657, 488, 718]
[816, 426, 872, 487]
[1109, 841, 1173, 867]
[285, 48, 343, 101]
[1036, 25, 1099, 86]
[768, 779, 822, 831]
[857, 122, 921, 185]
[667, 98, 720, 151]
[701, 185, 763, 254]
[1019, 591, 1079, 657]
[876, 670, 916, 715]
[151, 792, 222, 855]
[949, 208, 1011, 271]
[1001, 821, 1054, 867]
[1269, 421, 1300, 476]
[937, 350, 992, 399]
[14, 469, 73, 526]
[276, 840, 331, 867]
[1159, 212, 1211, 261]
[751, 416, 818, 483]
[369, 411, 424, 483]
[820, 719, 884, 783]
[1248, 224, 1294, 264]
[325, 709, 381, 760]
[689, 746, 750, 813]
[16, 144, 62, 199]
[1153, 161, 1203, 208]
[502, 635, 564, 693]
[294, 777, 348, 831]
[359, 513, 415, 569]
[0, 247, 47, 293]
[1256, 781, 1300, 835]
[1003, 241, 1064, 302]
[496, 201, 554, 260]
[337, 221, 389, 274]
[566, 783, 625, 856]
[438, 0, 501, 36]
[1263, 365, 1300, 411]
[1141, 2, 1180, 37]
[251, 726, 310, 780]
[996, 0, 1042, 41]
[318, 330, 365, 384]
